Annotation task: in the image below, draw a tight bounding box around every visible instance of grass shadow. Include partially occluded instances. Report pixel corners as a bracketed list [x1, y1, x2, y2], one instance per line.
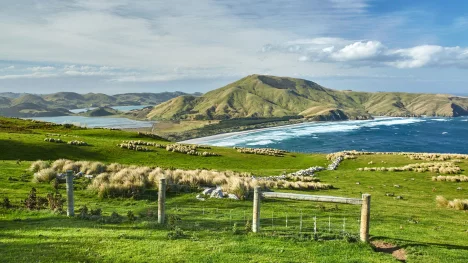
[0, 139, 103, 161]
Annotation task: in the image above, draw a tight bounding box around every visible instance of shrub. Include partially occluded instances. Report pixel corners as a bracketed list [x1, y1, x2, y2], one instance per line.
[47, 192, 65, 213]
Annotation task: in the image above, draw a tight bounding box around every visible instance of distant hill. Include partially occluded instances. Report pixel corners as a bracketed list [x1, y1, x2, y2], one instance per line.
[0, 97, 11, 108]
[147, 75, 468, 121]
[0, 92, 24, 99]
[81, 106, 120, 117]
[0, 91, 194, 117]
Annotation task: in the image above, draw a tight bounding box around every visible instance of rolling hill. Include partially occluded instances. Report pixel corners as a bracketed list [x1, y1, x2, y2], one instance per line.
[0, 91, 195, 117]
[147, 75, 468, 121]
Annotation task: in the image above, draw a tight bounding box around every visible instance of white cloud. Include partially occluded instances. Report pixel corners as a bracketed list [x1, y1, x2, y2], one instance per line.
[388, 46, 468, 68]
[266, 38, 468, 69]
[28, 66, 56, 71]
[0, 72, 58, 80]
[330, 41, 385, 61]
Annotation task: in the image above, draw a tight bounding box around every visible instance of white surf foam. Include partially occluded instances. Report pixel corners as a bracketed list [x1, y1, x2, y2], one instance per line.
[201, 117, 426, 147]
[431, 118, 449, 122]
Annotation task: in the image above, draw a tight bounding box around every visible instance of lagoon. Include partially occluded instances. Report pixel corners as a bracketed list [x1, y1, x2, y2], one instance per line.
[29, 116, 154, 129]
[69, 105, 151, 114]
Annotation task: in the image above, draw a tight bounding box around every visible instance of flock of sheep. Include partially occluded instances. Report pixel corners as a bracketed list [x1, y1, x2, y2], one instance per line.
[357, 161, 462, 174]
[233, 147, 288, 157]
[165, 144, 219, 157]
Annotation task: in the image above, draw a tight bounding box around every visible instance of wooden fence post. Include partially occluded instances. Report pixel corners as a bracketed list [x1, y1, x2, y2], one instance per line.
[360, 194, 371, 242]
[252, 186, 261, 233]
[65, 170, 74, 217]
[158, 178, 166, 224]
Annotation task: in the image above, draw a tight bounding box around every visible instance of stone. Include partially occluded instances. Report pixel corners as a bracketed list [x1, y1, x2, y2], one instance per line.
[202, 188, 213, 195]
[228, 194, 239, 200]
[196, 194, 206, 201]
[210, 187, 224, 198]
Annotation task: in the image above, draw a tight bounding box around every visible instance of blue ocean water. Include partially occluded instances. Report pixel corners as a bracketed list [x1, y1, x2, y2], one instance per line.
[188, 117, 468, 154]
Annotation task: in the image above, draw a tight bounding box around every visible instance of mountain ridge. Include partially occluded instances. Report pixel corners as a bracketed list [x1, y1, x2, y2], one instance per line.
[146, 74, 468, 121]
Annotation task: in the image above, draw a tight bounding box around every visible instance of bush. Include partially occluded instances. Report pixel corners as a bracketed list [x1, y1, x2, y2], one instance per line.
[47, 192, 65, 213]
[22, 188, 48, 210]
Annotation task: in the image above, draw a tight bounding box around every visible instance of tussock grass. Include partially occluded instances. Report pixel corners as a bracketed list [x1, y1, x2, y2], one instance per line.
[32, 168, 57, 183]
[432, 175, 468, 182]
[33, 159, 333, 199]
[29, 160, 50, 173]
[436, 196, 468, 210]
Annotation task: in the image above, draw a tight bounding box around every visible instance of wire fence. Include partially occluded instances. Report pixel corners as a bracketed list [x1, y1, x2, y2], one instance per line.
[163, 202, 361, 238]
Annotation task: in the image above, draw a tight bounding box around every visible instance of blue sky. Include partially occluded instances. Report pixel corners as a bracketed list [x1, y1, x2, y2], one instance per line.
[0, 0, 467, 94]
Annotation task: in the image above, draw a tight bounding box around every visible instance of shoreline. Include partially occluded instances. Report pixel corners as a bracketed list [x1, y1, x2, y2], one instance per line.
[180, 116, 396, 145]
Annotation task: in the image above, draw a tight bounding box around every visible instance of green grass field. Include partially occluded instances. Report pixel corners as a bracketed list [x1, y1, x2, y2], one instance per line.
[0, 117, 467, 263]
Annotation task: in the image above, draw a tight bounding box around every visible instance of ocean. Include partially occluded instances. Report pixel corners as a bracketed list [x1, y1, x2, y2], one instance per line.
[186, 117, 468, 154]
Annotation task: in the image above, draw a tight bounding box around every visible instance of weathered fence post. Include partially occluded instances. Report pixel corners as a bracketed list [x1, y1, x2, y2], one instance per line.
[65, 170, 74, 217]
[158, 178, 166, 224]
[360, 194, 371, 242]
[252, 186, 261, 233]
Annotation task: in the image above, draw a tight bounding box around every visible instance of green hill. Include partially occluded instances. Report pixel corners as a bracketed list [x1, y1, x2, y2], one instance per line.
[81, 106, 120, 117]
[0, 97, 11, 108]
[11, 94, 47, 107]
[147, 75, 468, 120]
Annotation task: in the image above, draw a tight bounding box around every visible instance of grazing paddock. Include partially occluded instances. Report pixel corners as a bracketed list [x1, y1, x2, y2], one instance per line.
[0, 119, 467, 262]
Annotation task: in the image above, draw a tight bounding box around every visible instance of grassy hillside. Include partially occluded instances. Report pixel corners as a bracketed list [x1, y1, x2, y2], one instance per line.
[147, 75, 468, 121]
[0, 117, 467, 262]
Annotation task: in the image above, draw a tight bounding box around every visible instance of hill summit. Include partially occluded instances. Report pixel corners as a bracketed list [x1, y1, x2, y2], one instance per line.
[147, 74, 468, 120]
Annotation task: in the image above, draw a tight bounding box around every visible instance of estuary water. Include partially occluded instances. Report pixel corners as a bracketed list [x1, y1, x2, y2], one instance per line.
[29, 116, 154, 129]
[184, 117, 468, 154]
[69, 105, 150, 113]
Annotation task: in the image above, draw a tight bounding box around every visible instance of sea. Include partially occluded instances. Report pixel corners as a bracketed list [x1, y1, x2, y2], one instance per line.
[186, 117, 468, 154]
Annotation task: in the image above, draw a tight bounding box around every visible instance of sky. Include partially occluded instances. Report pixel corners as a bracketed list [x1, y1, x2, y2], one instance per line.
[0, 0, 468, 95]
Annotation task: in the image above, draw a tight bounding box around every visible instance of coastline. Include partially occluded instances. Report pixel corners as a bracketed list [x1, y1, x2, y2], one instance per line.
[180, 120, 313, 144]
[180, 117, 394, 144]
[179, 116, 449, 145]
